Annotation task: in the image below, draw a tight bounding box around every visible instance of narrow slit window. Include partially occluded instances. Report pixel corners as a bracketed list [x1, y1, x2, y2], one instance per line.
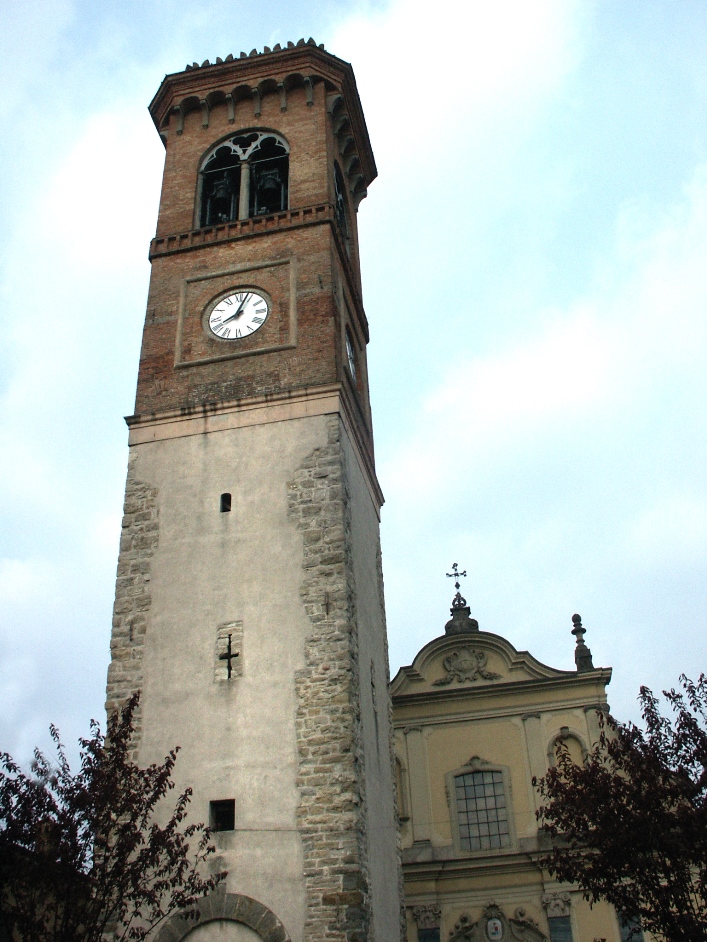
[210, 799, 235, 832]
[345, 328, 356, 384]
[334, 161, 350, 251]
[220, 493, 232, 513]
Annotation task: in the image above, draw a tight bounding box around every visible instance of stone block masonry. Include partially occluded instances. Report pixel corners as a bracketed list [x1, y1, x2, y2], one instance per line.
[288, 415, 372, 942]
[105, 454, 158, 754]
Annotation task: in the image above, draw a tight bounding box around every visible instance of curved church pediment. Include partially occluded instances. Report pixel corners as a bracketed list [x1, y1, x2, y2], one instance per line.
[390, 631, 574, 696]
[390, 589, 581, 698]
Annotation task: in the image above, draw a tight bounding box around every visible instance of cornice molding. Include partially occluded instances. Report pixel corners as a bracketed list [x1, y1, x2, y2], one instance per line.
[392, 668, 612, 710]
[149, 44, 376, 197]
[125, 382, 383, 512]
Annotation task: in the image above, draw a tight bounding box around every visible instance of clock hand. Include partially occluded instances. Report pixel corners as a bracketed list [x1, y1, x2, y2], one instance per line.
[218, 294, 250, 325]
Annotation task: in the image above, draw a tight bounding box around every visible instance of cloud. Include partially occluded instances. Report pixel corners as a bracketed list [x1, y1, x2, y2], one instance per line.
[379, 156, 707, 716]
[333, 0, 585, 133]
[383, 157, 707, 497]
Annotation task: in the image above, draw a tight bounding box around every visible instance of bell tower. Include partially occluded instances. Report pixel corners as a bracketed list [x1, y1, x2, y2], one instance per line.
[106, 40, 402, 942]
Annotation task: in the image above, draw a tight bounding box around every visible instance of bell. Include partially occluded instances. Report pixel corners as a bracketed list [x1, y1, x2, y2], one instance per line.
[258, 170, 281, 191]
[212, 174, 232, 201]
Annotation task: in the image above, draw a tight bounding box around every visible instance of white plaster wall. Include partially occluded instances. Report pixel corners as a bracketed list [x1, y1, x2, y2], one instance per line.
[132, 412, 331, 942]
[341, 427, 402, 941]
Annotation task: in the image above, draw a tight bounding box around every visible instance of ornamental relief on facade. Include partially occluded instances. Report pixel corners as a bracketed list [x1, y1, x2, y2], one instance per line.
[411, 904, 441, 929]
[448, 903, 547, 942]
[433, 647, 502, 686]
[541, 893, 571, 918]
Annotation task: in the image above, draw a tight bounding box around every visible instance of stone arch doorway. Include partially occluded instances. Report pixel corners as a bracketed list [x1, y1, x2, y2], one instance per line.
[155, 892, 291, 942]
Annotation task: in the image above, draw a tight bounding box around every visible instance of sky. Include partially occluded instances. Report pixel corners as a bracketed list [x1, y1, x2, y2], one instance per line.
[0, 0, 705, 766]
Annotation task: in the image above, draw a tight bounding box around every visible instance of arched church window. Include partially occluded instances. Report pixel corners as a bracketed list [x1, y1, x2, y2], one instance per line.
[199, 131, 289, 228]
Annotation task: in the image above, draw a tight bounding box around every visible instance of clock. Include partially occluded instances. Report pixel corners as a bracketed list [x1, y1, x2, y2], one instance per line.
[207, 290, 270, 340]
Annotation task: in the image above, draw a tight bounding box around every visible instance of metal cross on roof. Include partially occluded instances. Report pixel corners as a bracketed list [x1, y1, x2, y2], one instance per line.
[446, 562, 467, 592]
[446, 562, 468, 609]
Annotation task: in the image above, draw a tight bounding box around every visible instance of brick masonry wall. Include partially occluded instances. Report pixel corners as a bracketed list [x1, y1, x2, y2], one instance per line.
[105, 454, 159, 752]
[288, 415, 372, 942]
[135, 225, 342, 417]
[131, 70, 371, 442]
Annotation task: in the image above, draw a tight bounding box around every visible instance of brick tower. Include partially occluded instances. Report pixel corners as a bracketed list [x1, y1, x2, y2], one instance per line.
[106, 40, 403, 942]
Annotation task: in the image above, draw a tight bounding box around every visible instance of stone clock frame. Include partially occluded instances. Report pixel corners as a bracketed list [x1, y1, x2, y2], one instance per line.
[174, 257, 298, 368]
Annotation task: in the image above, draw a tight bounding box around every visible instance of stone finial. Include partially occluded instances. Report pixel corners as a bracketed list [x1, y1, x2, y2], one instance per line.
[571, 613, 594, 672]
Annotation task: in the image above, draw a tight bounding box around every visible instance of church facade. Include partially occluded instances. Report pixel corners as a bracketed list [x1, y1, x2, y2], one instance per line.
[392, 582, 626, 942]
[106, 40, 402, 942]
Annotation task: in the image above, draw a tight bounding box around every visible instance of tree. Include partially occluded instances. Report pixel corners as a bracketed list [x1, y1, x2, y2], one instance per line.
[534, 674, 707, 942]
[0, 694, 224, 942]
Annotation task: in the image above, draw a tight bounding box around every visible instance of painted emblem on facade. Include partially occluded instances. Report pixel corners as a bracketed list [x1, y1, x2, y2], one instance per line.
[433, 647, 501, 686]
[486, 917, 504, 940]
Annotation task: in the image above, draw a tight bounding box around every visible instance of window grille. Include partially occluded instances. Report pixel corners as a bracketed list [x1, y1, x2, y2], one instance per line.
[454, 770, 510, 850]
[547, 916, 573, 942]
[619, 914, 644, 942]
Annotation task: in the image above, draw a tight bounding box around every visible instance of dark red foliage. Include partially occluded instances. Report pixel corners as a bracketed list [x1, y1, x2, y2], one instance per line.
[0, 694, 224, 942]
[534, 674, 707, 942]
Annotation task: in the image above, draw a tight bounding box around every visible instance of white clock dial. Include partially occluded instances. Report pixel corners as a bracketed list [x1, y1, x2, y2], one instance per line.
[208, 290, 270, 340]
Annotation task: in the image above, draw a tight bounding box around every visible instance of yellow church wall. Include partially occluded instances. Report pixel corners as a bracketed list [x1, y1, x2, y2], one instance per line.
[424, 719, 534, 845]
[573, 895, 621, 942]
[392, 620, 618, 942]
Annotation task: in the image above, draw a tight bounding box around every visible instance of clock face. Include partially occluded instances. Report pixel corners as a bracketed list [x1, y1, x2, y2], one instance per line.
[208, 290, 270, 340]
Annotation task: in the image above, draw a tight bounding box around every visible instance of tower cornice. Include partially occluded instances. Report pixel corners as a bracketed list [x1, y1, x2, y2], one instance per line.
[149, 42, 377, 193]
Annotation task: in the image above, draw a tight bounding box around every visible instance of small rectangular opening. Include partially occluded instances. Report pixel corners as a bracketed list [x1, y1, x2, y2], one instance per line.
[220, 493, 232, 513]
[210, 799, 235, 832]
